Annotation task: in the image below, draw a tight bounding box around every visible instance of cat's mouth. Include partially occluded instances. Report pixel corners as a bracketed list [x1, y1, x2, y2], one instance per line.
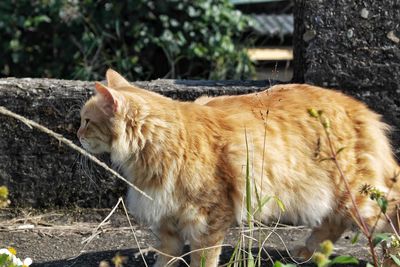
[79, 138, 98, 153]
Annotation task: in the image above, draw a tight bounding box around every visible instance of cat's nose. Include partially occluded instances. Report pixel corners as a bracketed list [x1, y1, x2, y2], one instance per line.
[77, 127, 84, 139]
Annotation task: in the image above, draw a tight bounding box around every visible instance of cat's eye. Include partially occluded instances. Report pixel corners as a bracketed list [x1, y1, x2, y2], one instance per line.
[85, 119, 90, 125]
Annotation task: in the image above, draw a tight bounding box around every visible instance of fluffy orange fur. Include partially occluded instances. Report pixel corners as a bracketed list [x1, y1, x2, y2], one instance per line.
[78, 69, 400, 267]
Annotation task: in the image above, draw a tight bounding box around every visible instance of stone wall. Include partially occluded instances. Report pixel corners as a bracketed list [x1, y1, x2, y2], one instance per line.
[293, 0, 400, 91]
[293, 0, 400, 154]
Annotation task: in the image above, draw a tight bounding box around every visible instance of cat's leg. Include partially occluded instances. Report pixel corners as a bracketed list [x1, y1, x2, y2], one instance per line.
[296, 217, 349, 259]
[153, 221, 184, 267]
[183, 210, 233, 267]
[188, 230, 226, 267]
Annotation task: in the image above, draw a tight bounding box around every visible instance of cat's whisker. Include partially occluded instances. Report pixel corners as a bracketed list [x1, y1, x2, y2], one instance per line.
[85, 157, 100, 188]
[78, 155, 88, 178]
[77, 154, 99, 189]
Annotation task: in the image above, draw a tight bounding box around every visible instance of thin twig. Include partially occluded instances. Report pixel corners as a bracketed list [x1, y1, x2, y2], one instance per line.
[66, 198, 148, 267]
[383, 212, 400, 238]
[81, 198, 123, 245]
[322, 122, 380, 266]
[0, 106, 152, 200]
[121, 197, 149, 267]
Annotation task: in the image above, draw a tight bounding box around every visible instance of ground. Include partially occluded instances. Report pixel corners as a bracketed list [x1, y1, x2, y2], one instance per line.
[0, 208, 372, 267]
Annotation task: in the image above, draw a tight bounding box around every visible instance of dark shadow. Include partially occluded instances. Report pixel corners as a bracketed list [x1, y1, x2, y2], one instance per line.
[31, 247, 366, 267]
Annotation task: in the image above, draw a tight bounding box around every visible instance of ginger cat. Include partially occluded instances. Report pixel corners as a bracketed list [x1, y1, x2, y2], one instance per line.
[77, 69, 400, 267]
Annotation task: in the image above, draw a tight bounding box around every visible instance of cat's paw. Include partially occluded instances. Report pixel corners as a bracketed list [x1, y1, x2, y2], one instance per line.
[292, 246, 315, 260]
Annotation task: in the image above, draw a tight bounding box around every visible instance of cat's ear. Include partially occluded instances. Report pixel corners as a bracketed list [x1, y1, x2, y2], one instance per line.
[106, 68, 130, 88]
[95, 82, 124, 115]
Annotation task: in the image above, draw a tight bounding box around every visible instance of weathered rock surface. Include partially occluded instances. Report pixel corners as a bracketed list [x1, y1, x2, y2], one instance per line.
[292, 0, 400, 162]
[293, 0, 400, 92]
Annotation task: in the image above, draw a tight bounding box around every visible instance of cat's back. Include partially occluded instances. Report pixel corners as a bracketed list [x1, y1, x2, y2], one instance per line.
[200, 84, 368, 114]
[198, 84, 386, 134]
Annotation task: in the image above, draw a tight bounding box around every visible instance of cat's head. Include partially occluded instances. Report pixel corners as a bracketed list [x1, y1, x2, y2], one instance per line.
[77, 69, 131, 155]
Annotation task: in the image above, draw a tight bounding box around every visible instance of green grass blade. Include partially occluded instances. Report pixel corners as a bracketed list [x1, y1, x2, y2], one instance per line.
[244, 128, 255, 266]
[247, 252, 255, 267]
[244, 128, 252, 225]
[200, 251, 206, 267]
[227, 238, 242, 267]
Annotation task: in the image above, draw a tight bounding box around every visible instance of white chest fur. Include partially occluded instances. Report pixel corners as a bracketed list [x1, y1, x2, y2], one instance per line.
[126, 184, 178, 225]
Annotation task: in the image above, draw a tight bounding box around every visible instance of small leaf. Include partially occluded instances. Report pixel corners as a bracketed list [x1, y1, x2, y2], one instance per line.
[372, 233, 391, 247]
[273, 261, 284, 267]
[336, 147, 346, 155]
[330, 255, 359, 265]
[0, 254, 9, 265]
[377, 197, 388, 213]
[259, 196, 272, 209]
[308, 108, 319, 118]
[390, 254, 400, 266]
[351, 232, 360, 244]
[273, 261, 296, 267]
[274, 196, 286, 212]
[319, 157, 334, 162]
[253, 195, 272, 214]
[34, 15, 51, 24]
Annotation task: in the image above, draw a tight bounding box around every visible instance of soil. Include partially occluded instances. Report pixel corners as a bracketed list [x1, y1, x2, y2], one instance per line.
[0, 208, 371, 267]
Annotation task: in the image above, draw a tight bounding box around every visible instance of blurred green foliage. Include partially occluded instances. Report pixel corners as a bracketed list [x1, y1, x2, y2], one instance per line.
[0, 185, 9, 208]
[0, 0, 254, 80]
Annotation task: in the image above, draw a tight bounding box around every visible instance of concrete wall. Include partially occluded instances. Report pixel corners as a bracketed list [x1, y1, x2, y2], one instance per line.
[293, 0, 400, 154]
[293, 0, 400, 91]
